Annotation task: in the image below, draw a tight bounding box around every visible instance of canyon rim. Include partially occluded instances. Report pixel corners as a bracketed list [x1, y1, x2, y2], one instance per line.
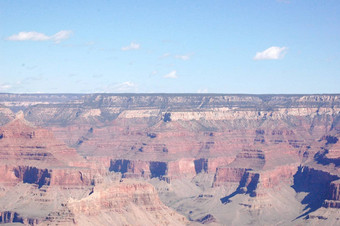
[0, 93, 339, 225]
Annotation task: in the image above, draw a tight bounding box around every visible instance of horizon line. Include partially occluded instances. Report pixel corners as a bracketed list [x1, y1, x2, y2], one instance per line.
[0, 92, 340, 96]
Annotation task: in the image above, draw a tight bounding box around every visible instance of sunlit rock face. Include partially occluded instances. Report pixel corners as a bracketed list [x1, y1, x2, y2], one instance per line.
[0, 94, 339, 225]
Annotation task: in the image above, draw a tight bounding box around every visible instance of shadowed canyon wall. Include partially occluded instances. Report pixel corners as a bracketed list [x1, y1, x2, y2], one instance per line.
[0, 94, 339, 225]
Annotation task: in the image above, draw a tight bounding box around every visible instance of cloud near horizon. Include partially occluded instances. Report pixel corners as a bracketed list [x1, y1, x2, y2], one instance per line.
[164, 70, 178, 79]
[0, 83, 11, 91]
[197, 88, 208, 93]
[95, 81, 138, 93]
[114, 81, 137, 92]
[254, 46, 287, 60]
[7, 30, 73, 43]
[121, 42, 140, 51]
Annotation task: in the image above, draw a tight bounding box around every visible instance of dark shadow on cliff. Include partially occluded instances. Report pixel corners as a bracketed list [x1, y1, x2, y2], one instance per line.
[220, 190, 241, 204]
[315, 148, 340, 167]
[292, 188, 327, 220]
[150, 161, 167, 178]
[220, 170, 259, 204]
[292, 166, 338, 220]
[314, 136, 340, 166]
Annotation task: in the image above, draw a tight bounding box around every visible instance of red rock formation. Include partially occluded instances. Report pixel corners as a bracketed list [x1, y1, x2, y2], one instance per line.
[0, 165, 20, 185]
[49, 168, 95, 187]
[0, 115, 100, 189]
[109, 157, 234, 181]
[67, 180, 188, 225]
[213, 167, 248, 187]
[0, 94, 339, 224]
[0, 115, 85, 168]
[206, 156, 235, 173]
[167, 158, 196, 179]
[257, 164, 297, 189]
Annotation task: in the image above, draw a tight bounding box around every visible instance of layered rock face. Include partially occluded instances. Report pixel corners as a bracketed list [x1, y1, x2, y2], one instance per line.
[0, 113, 187, 225]
[0, 94, 339, 225]
[0, 112, 95, 188]
[68, 180, 188, 225]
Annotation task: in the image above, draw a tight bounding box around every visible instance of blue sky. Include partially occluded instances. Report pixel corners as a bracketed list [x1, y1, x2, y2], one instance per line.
[1, 0, 339, 93]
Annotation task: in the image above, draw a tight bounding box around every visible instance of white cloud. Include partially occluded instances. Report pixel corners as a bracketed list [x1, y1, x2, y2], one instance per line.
[115, 81, 137, 91]
[164, 70, 178, 79]
[0, 83, 11, 91]
[51, 30, 73, 43]
[96, 81, 138, 93]
[121, 42, 140, 51]
[7, 32, 49, 41]
[197, 88, 208, 93]
[7, 30, 72, 43]
[254, 46, 287, 60]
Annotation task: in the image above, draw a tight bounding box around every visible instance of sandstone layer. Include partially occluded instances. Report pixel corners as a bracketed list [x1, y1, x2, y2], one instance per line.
[0, 94, 339, 225]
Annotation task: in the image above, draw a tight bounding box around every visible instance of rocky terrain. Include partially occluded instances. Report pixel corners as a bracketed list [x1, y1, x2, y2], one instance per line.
[0, 93, 339, 225]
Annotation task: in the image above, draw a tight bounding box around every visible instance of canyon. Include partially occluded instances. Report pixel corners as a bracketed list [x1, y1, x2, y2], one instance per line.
[0, 93, 339, 225]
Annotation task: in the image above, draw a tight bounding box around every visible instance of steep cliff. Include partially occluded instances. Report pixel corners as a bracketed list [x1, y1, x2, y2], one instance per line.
[67, 180, 188, 226]
[0, 94, 339, 225]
